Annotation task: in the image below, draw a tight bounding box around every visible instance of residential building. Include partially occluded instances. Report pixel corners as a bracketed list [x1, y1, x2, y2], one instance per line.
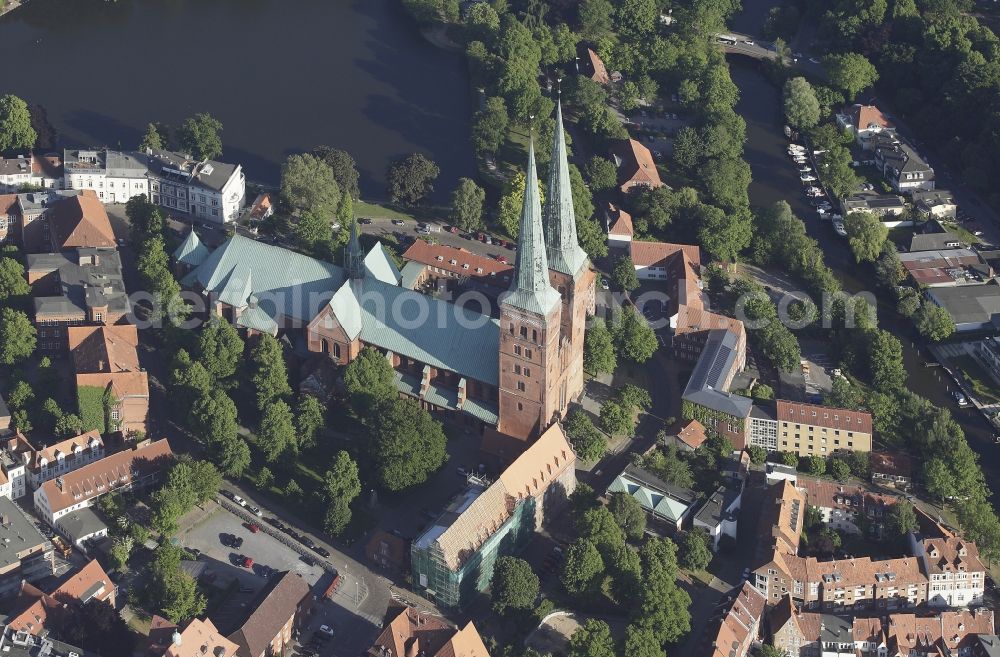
[899, 248, 990, 287]
[681, 329, 753, 449]
[609, 138, 663, 194]
[227, 571, 312, 657]
[146, 149, 246, 223]
[244, 193, 274, 222]
[629, 240, 700, 281]
[400, 239, 512, 291]
[795, 477, 899, 537]
[33, 439, 173, 526]
[765, 462, 798, 485]
[873, 135, 935, 192]
[748, 404, 778, 451]
[16, 430, 106, 491]
[313, 104, 593, 447]
[27, 248, 129, 349]
[46, 191, 117, 252]
[771, 599, 995, 657]
[579, 46, 610, 85]
[909, 230, 964, 252]
[6, 190, 87, 252]
[841, 194, 907, 219]
[925, 284, 1000, 332]
[0, 194, 17, 243]
[911, 535, 987, 608]
[0, 628, 94, 657]
[6, 559, 116, 634]
[605, 203, 633, 244]
[365, 607, 490, 657]
[0, 153, 63, 193]
[870, 451, 913, 490]
[771, 400, 873, 457]
[149, 618, 239, 657]
[63, 149, 150, 204]
[912, 189, 958, 219]
[662, 418, 707, 451]
[411, 422, 576, 609]
[707, 583, 766, 657]
[694, 485, 741, 550]
[607, 464, 698, 533]
[68, 325, 149, 435]
[0, 496, 53, 598]
[836, 104, 895, 150]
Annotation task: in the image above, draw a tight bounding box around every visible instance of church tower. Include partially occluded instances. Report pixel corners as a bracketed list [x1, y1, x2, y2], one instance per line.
[345, 216, 364, 280]
[497, 139, 564, 441]
[543, 98, 596, 415]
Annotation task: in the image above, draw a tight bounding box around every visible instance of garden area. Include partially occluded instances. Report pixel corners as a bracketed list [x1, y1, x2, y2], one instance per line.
[952, 354, 1000, 405]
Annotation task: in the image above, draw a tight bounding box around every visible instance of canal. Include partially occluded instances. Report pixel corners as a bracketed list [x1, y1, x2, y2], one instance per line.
[0, 0, 475, 200]
[729, 56, 1000, 502]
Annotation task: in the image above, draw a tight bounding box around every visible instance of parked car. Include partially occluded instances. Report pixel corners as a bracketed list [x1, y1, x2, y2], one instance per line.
[247, 523, 261, 534]
[318, 626, 335, 637]
[391, 219, 405, 225]
[249, 506, 262, 517]
[313, 546, 331, 558]
[953, 390, 970, 407]
[241, 556, 254, 569]
[600, 278, 610, 290]
[232, 495, 246, 507]
[833, 220, 848, 237]
[359, 218, 373, 225]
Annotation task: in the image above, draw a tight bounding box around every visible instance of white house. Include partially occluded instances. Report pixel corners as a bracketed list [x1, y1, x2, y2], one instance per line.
[64, 150, 150, 204]
[693, 485, 741, 551]
[910, 535, 986, 608]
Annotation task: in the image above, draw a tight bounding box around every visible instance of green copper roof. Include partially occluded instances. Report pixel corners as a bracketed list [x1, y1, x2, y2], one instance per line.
[173, 229, 210, 268]
[237, 305, 279, 335]
[182, 234, 345, 324]
[503, 139, 561, 317]
[607, 465, 697, 524]
[544, 100, 589, 279]
[363, 242, 401, 285]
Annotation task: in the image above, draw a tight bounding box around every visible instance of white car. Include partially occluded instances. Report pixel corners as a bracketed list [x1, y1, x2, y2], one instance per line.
[249, 506, 263, 517]
[233, 495, 246, 507]
[833, 220, 847, 237]
[953, 390, 969, 407]
[318, 625, 335, 637]
[800, 174, 818, 182]
[601, 278, 610, 290]
[817, 207, 830, 215]
[799, 166, 812, 173]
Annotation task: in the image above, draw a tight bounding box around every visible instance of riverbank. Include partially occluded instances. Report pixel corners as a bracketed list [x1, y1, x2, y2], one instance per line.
[0, 0, 27, 19]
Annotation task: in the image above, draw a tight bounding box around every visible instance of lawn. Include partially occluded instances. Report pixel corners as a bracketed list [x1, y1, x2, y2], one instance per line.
[951, 354, 1000, 404]
[355, 200, 421, 223]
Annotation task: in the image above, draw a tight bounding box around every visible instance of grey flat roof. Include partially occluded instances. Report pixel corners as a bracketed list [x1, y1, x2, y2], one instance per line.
[694, 485, 739, 527]
[56, 507, 107, 543]
[27, 248, 128, 319]
[682, 329, 752, 418]
[0, 629, 96, 657]
[0, 497, 48, 570]
[148, 149, 239, 192]
[927, 285, 1000, 325]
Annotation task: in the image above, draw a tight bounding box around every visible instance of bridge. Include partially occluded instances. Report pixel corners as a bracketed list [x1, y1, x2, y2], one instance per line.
[714, 31, 825, 77]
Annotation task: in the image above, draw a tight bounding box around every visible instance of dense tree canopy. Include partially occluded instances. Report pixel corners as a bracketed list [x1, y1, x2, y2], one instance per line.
[387, 153, 440, 206]
[0, 94, 36, 153]
[177, 113, 223, 161]
[490, 556, 539, 614]
[369, 397, 448, 490]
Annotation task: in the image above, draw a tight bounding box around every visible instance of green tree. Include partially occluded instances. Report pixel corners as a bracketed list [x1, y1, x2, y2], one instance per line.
[369, 397, 448, 491]
[783, 77, 821, 130]
[672, 127, 705, 172]
[344, 347, 397, 411]
[138, 123, 164, 151]
[126, 196, 165, 243]
[560, 538, 604, 595]
[609, 491, 647, 540]
[600, 400, 633, 437]
[642, 444, 695, 489]
[623, 625, 665, 657]
[614, 0, 658, 38]
[823, 52, 879, 99]
[0, 308, 35, 364]
[197, 317, 244, 381]
[177, 113, 223, 161]
[584, 319, 617, 375]
[612, 256, 639, 292]
[780, 450, 799, 467]
[611, 307, 658, 363]
[698, 204, 752, 263]
[567, 619, 615, 657]
[471, 97, 509, 157]
[869, 329, 905, 393]
[845, 211, 888, 263]
[217, 434, 251, 478]
[885, 501, 918, 538]
[0, 257, 29, 306]
[280, 157, 338, 219]
[337, 190, 354, 231]
[387, 153, 440, 206]
[311, 146, 361, 200]
[191, 387, 238, 447]
[585, 156, 618, 192]
[55, 413, 85, 438]
[147, 544, 206, 623]
[617, 384, 652, 413]
[806, 455, 827, 475]
[295, 395, 326, 450]
[578, 0, 613, 39]
[632, 569, 691, 644]
[321, 451, 362, 535]
[490, 556, 539, 614]
[679, 530, 712, 571]
[564, 410, 607, 463]
[0, 95, 37, 153]
[250, 334, 291, 411]
[914, 302, 955, 342]
[258, 400, 296, 462]
[828, 458, 851, 481]
[497, 170, 545, 238]
[897, 289, 921, 318]
[748, 445, 767, 464]
[451, 178, 486, 231]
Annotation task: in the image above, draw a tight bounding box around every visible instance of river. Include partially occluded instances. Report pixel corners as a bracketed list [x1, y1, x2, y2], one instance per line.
[728, 56, 1000, 503]
[0, 0, 474, 200]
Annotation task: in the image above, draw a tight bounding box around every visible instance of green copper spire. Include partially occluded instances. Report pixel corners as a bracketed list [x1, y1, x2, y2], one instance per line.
[345, 216, 363, 280]
[503, 138, 561, 317]
[544, 98, 589, 279]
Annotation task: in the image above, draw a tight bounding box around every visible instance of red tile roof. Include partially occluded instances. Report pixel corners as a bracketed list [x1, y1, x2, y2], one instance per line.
[851, 105, 894, 132]
[586, 48, 611, 85]
[871, 451, 912, 480]
[610, 139, 663, 191]
[367, 607, 490, 657]
[606, 204, 634, 237]
[402, 240, 512, 284]
[775, 400, 873, 435]
[629, 241, 700, 268]
[47, 191, 116, 250]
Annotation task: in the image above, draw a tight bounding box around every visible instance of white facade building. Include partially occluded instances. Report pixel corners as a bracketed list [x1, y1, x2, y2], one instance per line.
[64, 150, 150, 204]
[0, 154, 63, 193]
[910, 535, 986, 608]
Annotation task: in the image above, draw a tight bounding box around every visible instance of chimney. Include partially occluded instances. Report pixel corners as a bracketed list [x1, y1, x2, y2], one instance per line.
[172, 631, 182, 646]
[200, 645, 209, 655]
[213, 648, 225, 657]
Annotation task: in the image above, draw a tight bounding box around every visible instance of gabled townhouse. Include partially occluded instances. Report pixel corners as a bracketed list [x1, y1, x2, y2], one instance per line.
[708, 582, 766, 657]
[910, 535, 987, 608]
[795, 477, 899, 537]
[874, 135, 935, 193]
[399, 239, 512, 293]
[63, 149, 151, 205]
[0, 153, 63, 193]
[913, 189, 958, 219]
[68, 325, 149, 435]
[226, 571, 312, 657]
[609, 138, 664, 194]
[12, 430, 106, 491]
[605, 203, 633, 245]
[33, 438, 173, 527]
[579, 46, 611, 85]
[148, 617, 239, 657]
[836, 104, 895, 151]
[0, 194, 17, 243]
[870, 451, 913, 490]
[365, 607, 490, 657]
[6, 559, 116, 635]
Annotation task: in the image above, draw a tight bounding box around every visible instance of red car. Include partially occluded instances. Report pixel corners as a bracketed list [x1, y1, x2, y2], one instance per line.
[448, 225, 458, 234]
[247, 523, 261, 533]
[241, 555, 253, 568]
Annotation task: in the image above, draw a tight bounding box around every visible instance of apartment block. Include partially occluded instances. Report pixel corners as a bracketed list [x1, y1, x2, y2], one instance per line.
[770, 400, 873, 456]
